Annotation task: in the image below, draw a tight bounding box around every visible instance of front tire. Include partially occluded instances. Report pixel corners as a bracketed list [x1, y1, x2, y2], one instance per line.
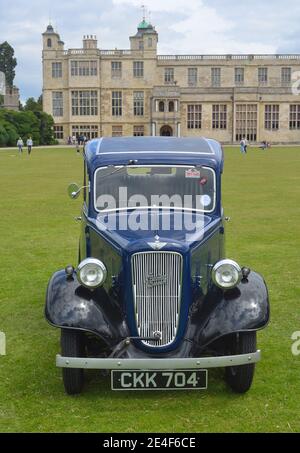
[225, 332, 257, 394]
[61, 329, 85, 395]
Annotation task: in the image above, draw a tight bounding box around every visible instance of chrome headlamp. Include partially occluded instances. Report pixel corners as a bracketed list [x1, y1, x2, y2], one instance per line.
[212, 259, 242, 290]
[77, 258, 107, 289]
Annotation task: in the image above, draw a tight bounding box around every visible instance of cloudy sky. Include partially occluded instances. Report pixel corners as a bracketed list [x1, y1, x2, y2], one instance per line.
[0, 0, 300, 102]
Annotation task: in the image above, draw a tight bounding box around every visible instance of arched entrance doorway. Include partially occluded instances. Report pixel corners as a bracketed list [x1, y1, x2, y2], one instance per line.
[160, 125, 173, 136]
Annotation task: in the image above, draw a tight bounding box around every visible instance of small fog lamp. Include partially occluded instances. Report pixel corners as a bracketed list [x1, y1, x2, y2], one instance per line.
[65, 265, 74, 279]
[242, 267, 251, 280]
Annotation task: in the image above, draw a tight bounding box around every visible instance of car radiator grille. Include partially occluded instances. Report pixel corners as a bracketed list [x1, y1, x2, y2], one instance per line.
[131, 252, 183, 347]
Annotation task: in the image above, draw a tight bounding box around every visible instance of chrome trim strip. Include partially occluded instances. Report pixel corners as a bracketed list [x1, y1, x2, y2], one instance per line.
[56, 351, 261, 369]
[96, 151, 214, 156]
[131, 251, 183, 347]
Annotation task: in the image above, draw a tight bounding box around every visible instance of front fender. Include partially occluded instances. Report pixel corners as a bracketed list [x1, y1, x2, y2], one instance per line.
[45, 270, 129, 347]
[188, 270, 270, 348]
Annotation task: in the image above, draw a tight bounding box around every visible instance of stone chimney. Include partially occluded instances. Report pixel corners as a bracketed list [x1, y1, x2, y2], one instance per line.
[83, 35, 98, 49]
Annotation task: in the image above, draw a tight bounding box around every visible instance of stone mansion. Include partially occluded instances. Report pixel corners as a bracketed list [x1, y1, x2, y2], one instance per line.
[42, 21, 300, 144]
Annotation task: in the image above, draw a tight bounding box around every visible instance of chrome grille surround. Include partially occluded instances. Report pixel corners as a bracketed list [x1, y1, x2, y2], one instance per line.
[131, 251, 183, 347]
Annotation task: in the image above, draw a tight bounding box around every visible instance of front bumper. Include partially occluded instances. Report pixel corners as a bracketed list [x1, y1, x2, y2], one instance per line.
[56, 350, 261, 370]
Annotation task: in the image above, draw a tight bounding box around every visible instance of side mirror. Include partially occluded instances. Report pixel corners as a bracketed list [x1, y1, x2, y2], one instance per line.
[68, 183, 81, 199]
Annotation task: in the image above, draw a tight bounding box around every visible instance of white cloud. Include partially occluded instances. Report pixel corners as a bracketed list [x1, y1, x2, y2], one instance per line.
[113, 0, 276, 54]
[0, 0, 299, 100]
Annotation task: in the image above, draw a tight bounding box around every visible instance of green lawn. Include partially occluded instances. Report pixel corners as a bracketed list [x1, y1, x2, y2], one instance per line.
[0, 145, 300, 433]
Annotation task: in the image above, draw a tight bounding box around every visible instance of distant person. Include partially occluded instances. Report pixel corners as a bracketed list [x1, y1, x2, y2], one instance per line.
[259, 140, 271, 150]
[17, 137, 24, 154]
[259, 141, 267, 150]
[243, 137, 248, 153]
[26, 136, 33, 155]
[240, 138, 246, 154]
[67, 136, 72, 145]
[72, 135, 76, 145]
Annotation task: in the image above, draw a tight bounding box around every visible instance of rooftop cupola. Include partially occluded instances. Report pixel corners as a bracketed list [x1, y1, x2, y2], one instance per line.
[42, 24, 64, 50]
[130, 17, 158, 53]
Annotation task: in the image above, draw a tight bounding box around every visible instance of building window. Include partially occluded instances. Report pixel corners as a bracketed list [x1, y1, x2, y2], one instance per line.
[281, 67, 291, 85]
[112, 125, 123, 137]
[53, 125, 64, 140]
[47, 38, 52, 48]
[90, 61, 97, 76]
[235, 104, 258, 142]
[159, 101, 165, 112]
[112, 91, 122, 116]
[133, 125, 144, 136]
[148, 37, 152, 47]
[71, 91, 98, 116]
[52, 62, 62, 78]
[111, 61, 122, 78]
[165, 68, 174, 84]
[133, 91, 144, 116]
[212, 105, 227, 129]
[169, 101, 175, 112]
[258, 67, 268, 85]
[235, 67, 244, 85]
[265, 105, 280, 130]
[139, 40, 144, 50]
[187, 105, 202, 129]
[70, 60, 98, 76]
[72, 125, 99, 140]
[211, 68, 221, 87]
[289, 105, 300, 129]
[52, 91, 63, 117]
[133, 61, 144, 77]
[188, 68, 197, 86]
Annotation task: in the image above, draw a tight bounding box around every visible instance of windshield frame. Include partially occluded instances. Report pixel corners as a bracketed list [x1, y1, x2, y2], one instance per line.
[93, 164, 217, 214]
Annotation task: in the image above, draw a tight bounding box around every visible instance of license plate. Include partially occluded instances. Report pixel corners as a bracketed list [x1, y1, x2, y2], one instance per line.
[111, 369, 207, 391]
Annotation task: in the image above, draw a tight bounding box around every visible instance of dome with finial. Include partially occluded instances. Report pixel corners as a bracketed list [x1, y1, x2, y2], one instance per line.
[138, 19, 152, 29]
[45, 24, 54, 33]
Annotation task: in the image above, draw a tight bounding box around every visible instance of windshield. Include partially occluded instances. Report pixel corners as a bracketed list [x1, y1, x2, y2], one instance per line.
[94, 165, 216, 213]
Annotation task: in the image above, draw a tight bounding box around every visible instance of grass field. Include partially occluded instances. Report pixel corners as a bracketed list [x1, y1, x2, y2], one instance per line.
[0, 145, 300, 433]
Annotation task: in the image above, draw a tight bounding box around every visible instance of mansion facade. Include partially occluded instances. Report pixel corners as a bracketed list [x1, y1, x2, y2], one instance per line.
[42, 21, 300, 144]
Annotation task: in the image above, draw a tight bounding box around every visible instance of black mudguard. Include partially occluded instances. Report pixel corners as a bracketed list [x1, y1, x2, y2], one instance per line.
[188, 270, 270, 349]
[45, 270, 130, 347]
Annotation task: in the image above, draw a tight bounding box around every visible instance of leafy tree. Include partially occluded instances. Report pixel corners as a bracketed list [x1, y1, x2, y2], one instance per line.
[1, 120, 18, 145]
[24, 96, 42, 112]
[0, 106, 56, 147]
[35, 111, 55, 145]
[0, 122, 9, 146]
[0, 41, 17, 87]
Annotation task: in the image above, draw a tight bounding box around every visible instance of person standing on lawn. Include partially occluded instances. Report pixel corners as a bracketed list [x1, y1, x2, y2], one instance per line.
[240, 138, 246, 154]
[17, 137, 24, 154]
[26, 136, 33, 155]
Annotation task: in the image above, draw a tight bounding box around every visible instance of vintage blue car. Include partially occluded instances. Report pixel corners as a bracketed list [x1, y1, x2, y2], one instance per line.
[45, 137, 270, 394]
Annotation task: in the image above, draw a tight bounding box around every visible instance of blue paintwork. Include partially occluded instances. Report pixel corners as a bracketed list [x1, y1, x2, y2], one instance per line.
[45, 137, 270, 356]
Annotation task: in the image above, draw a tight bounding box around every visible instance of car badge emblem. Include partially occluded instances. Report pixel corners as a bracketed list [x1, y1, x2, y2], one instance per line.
[148, 235, 167, 251]
[146, 274, 168, 288]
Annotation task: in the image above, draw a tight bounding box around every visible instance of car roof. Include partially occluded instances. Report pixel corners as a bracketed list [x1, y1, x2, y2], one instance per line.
[85, 137, 224, 172]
